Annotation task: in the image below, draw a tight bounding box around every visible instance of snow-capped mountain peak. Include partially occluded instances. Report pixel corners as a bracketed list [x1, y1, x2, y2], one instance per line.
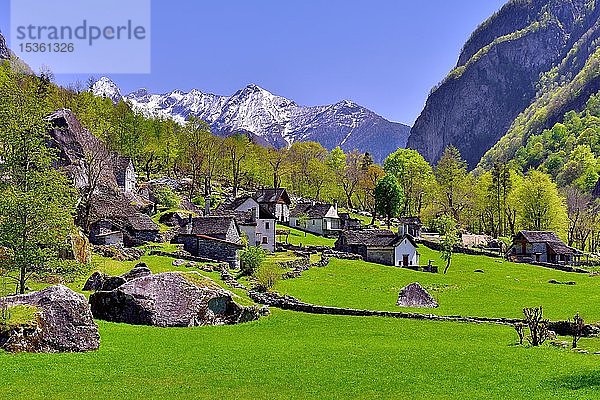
[91, 77, 122, 104]
[90, 78, 411, 162]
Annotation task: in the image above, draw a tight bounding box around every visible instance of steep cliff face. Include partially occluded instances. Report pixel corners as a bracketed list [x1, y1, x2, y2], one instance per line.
[408, 0, 600, 169]
[0, 32, 10, 60]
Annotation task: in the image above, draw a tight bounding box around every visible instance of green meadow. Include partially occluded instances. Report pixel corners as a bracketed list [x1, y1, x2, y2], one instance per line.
[3, 246, 600, 399]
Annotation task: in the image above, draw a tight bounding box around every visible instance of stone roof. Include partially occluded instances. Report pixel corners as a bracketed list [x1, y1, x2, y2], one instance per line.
[90, 189, 158, 232]
[398, 216, 422, 226]
[184, 216, 237, 239]
[290, 203, 335, 219]
[253, 188, 290, 205]
[113, 155, 133, 176]
[515, 230, 576, 255]
[218, 197, 276, 220]
[391, 234, 419, 248]
[338, 229, 397, 247]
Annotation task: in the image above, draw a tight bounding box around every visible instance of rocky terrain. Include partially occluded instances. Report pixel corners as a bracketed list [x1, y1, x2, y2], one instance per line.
[93, 78, 411, 162]
[408, 0, 600, 169]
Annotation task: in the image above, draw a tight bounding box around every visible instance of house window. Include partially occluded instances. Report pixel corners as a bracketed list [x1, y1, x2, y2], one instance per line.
[262, 237, 268, 244]
[265, 222, 270, 230]
[312, 220, 315, 225]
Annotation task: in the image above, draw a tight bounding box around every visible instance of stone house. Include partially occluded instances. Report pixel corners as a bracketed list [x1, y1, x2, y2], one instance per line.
[253, 188, 291, 223]
[339, 212, 362, 230]
[508, 230, 580, 265]
[89, 219, 124, 246]
[113, 156, 137, 193]
[290, 202, 341, 237]
[173, 216, 244, 268]
[217, 197, 276, 252]
[335, 229, 419, 267]
[90, 191, 160, 247]
[398, 217, 422, 238]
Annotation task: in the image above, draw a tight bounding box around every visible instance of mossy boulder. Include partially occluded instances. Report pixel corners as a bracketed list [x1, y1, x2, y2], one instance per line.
[89, 271, 261, 327]
[0, 285, 99, 353]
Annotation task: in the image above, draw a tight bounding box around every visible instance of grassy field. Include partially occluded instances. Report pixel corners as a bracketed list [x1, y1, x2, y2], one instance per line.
[276, 226, 336, 247]
[4, 246, 600, 399]
[2, 311, 600, 400]
[275, 246, 600, 321]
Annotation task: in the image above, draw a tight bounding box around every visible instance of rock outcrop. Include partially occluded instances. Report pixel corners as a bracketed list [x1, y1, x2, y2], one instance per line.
[396, 283, 438, 308]
[0, 32, 10, 60]
[0, 285, 99, 353]
[408, 0, 600, 168]
[89, 271, 262, 327]
[83, 264, 152, 292]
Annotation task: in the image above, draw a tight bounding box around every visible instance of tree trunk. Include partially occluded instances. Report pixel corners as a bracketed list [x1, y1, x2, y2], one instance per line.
[19, 265, 26, 294]
[443, 258, 451, 274]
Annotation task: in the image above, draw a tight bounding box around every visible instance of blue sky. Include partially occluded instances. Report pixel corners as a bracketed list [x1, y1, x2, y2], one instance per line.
[0, 0, 505, 124]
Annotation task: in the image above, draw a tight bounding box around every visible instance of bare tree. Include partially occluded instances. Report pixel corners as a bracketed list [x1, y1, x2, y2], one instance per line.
[564, 186, 596, 250]
[268, 147, 289, 189]
[523, 306, 549, 347]
[223, 134, 251, 197]
[514, 322, 525, 345]
[571, 313, 585, 349]
[78, 139, 114, 233]
[340, 151, 363, 209]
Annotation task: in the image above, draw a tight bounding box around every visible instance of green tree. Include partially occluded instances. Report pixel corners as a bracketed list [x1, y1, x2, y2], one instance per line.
[154, 186, 182, 209]
[240, 245, 267, 276]
[436, 215, 460, 274]
[514, 170, 568, 236]
[384, 148, 434, 216]
[0, 71, 77, 294]
[434, 146, 473, 224]
[374, 175, 403, 228]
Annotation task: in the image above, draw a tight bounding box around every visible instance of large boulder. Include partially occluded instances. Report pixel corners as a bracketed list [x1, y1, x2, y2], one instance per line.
[82, 272, 126, 292]
[396, 282, 438, 308]
[121, 263, 152, 281]
[89, 272, 261, 327]
[0, 285, 100, 353]
[83, 264, 152, 292]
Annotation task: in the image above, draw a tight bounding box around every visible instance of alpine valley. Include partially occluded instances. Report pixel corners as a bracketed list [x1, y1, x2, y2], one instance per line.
[92, 77, 411, 163]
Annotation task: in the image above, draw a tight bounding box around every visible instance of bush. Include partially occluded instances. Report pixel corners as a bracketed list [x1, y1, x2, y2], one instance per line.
[240, 246, 267, 276]
[254, 262, 284, 291]
[154, 186, 181, 209]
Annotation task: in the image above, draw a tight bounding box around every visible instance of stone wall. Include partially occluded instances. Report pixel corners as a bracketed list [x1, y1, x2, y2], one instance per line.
[248, 291, 600, 337]
[366, 248, 394, 266]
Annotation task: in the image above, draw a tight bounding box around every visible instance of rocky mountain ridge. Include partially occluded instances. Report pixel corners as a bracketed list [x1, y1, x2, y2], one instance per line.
[408, 0, 600, 169]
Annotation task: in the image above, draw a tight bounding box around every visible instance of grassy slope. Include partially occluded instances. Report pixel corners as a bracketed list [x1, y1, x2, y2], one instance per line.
[275, 246, 600, 321]
[1, 311, 600, 400]
[277, 226, 336, 247]
[4, 248, 600, 398]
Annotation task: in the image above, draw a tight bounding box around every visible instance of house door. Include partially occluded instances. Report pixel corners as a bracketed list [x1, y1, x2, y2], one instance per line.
[403, 254, 409, 267]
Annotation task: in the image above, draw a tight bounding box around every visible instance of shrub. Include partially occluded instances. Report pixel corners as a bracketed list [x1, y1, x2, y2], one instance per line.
[154, 186, 181, 209]
[240, 246, 267, 276]
[254, 262, 284, 291]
